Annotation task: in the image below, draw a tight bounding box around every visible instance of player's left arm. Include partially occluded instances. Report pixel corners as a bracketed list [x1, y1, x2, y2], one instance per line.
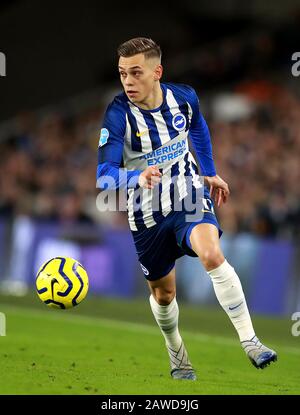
[188, 88, 229, 207]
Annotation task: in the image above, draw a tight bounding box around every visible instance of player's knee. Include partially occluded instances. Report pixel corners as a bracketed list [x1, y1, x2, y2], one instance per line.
[154, 289, 175, 306]
[199, 247, 224, 271]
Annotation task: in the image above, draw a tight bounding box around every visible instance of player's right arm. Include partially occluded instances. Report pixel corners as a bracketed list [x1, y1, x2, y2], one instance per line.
[96, 102, 140, 190]
[97, 102, 161, 190]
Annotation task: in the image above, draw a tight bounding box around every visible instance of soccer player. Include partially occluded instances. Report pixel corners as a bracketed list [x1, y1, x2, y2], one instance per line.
[96, 37, 277, 380]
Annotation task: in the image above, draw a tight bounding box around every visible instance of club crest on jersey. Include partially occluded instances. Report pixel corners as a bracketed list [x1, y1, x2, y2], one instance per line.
[172, 113, 186, 131]
[99, 128, 109, 147]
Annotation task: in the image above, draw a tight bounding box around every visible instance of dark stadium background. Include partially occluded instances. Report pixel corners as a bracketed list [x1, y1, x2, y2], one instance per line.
[0, 1, 300, 324]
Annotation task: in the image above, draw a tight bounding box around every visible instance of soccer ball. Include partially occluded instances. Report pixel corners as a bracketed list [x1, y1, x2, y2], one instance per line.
[36, 257, 89, 309]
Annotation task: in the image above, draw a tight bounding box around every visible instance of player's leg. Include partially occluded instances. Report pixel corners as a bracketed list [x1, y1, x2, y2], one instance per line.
[189, 223, 277, 369]
[190, 223, 255, 340]
[148, 268, 196, 380]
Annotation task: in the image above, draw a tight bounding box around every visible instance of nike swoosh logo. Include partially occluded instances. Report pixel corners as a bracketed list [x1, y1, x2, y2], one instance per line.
[51, 278, 59, 299]
[229, 301, 243, 310]
[136, 129, 149, 137]
[201, 209, 215, 214]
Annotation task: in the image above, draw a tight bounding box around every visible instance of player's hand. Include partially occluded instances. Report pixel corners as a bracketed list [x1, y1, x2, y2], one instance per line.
[204, 174, 230, 207]
[138, 166, 162, 189]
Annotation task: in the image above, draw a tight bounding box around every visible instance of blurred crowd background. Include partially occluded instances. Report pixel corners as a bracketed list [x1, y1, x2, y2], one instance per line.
[0, 0, 299, 315]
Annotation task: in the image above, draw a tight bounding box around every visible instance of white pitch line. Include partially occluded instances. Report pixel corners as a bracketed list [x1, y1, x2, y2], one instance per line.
[2, 304, 300, 355]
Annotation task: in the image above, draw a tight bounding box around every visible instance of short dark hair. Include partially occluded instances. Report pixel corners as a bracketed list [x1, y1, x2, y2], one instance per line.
[117, 37, 162, 60]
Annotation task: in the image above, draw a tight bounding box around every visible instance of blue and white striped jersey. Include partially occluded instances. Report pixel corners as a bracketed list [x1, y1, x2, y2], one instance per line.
[97, 82, 216, 231]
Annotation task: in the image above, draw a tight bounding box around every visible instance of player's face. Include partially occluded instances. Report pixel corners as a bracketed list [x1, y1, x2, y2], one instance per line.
[118, 53, 162, 105]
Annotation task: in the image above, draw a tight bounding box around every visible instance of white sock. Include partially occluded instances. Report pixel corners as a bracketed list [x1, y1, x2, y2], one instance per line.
[149, 295, 192, 371]
[207, 259, 255, 342]
[149, 294, 182, 350]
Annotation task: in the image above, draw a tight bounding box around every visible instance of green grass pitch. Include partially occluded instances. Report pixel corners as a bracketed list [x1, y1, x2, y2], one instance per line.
[0, 293, 299, 395]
